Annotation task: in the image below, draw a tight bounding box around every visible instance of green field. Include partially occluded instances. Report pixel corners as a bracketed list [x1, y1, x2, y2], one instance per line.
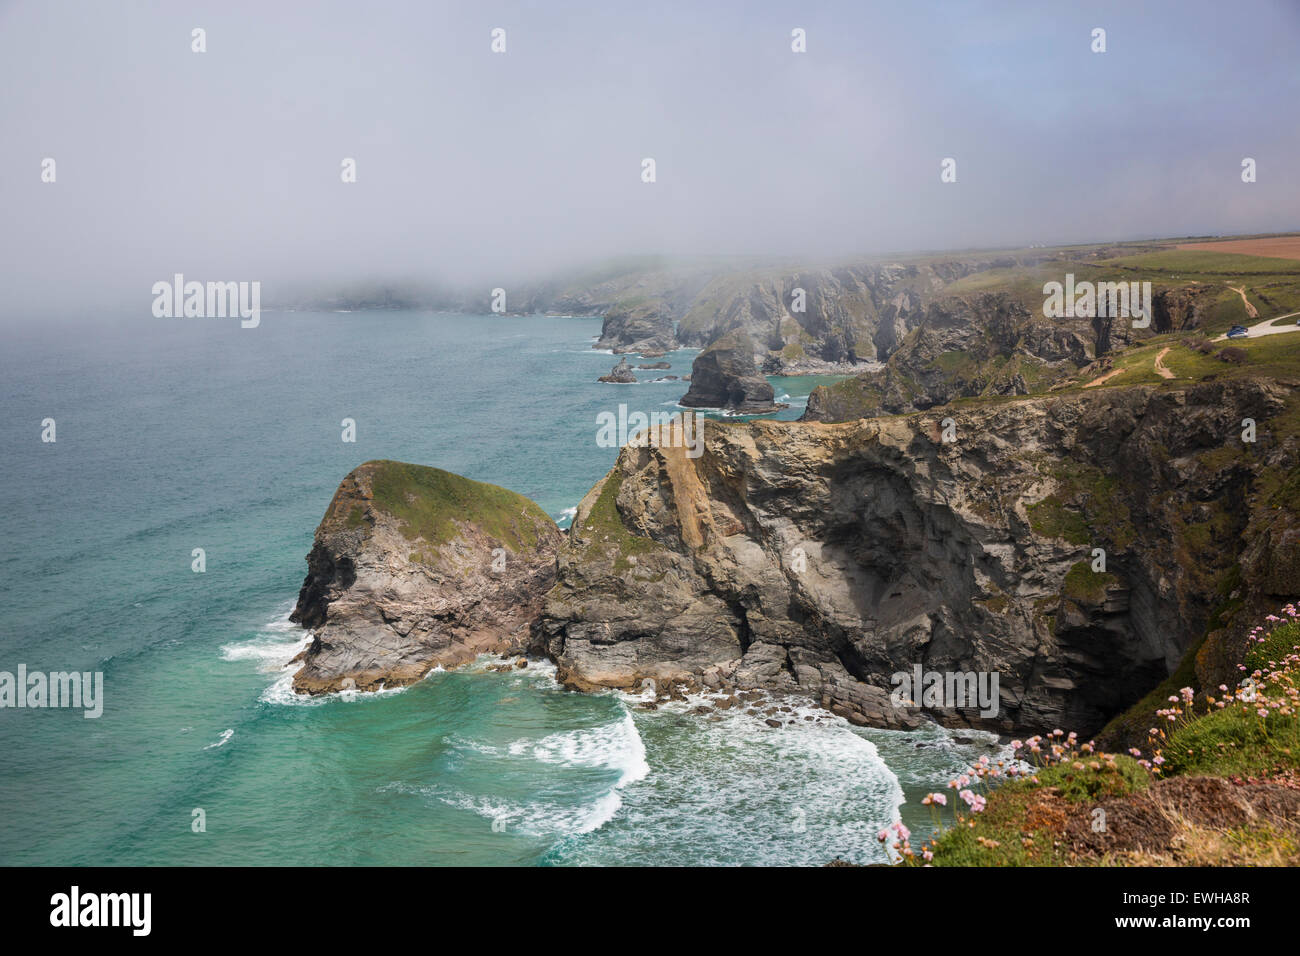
[1098, 248, 1300, 276]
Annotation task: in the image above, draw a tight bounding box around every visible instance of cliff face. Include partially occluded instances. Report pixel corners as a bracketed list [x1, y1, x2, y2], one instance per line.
[593, 301, 676, 355]
[290, 460, 562, 693]
[802, 294, 1095, 422]
[677, 263, 946, 370]
[538, 380, 1299, 735]
[576, 255, 1061, 372]
[1152, 286, 1218, 333]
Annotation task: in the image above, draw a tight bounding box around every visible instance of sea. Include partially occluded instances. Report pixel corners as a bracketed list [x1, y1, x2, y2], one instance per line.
[0, 310, 997, 865]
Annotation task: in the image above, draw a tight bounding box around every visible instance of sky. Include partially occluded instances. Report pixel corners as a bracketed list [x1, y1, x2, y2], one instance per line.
[2, 0, 1299, 313]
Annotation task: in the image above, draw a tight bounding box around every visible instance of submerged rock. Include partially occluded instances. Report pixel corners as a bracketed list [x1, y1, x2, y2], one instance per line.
[289, 460, 562, 694]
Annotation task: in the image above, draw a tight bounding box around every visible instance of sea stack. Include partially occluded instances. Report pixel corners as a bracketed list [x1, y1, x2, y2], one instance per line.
[680, 329, 786, 413]
[289, 460, 562, 693]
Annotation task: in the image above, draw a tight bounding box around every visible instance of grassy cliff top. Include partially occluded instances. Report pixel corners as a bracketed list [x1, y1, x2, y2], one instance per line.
[891, 611, 1300, 867]
[333, 459, 555, 551]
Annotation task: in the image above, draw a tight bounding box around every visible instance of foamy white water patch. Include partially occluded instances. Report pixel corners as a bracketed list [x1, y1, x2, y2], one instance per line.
[220, 603, 305, 668]
[220, 632, 310, 667]
[204, 729, 234, 749]
[445, 707, 647, 788]
[507, 713, 649, 789]
[419, 705, 648, 838]
[439, 787, 626, 837]
[550, 693, 904, 866]
[259, 667, 426, 707]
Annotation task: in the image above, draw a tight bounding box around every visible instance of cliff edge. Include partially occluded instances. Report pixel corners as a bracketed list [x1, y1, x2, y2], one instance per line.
[539, 378, 1298, 735]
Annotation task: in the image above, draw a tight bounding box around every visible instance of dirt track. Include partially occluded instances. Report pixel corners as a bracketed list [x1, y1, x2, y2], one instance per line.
[1153, 347, 1175, 378]
[1082, 366, 1125, 388]
[1228, 285, 1259, 318]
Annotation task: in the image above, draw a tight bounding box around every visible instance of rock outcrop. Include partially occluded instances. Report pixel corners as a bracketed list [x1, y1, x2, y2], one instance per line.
[538, 378, 1299, 735]
[594, 301, 676, 355]
[290, 460, 562, 693]
[680, 329, 786, 414]
[597, 357, 637, 384]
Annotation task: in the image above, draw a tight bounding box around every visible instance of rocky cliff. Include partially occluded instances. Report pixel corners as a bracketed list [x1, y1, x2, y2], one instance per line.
[538, 378, 1299, 735]
[593, 301, 676, 355]
[287, 367, 1298, 740]
[289, 460, 562, 693]
[802, 293, 1095, 421]
[574, 255, 1064, 372]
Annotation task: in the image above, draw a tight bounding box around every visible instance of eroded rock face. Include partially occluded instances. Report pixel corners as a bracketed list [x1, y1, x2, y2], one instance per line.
[680, 329, 786, 413]
[538, 380, 1298, 734]
[594, 302, 676, 355]
[803, 294, 1094, 422]
[290, 460, 562, 694]
[676, 263, 955, 368]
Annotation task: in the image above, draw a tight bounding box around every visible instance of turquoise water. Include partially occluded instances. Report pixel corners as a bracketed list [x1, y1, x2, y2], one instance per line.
[0, 311, 989, 866]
